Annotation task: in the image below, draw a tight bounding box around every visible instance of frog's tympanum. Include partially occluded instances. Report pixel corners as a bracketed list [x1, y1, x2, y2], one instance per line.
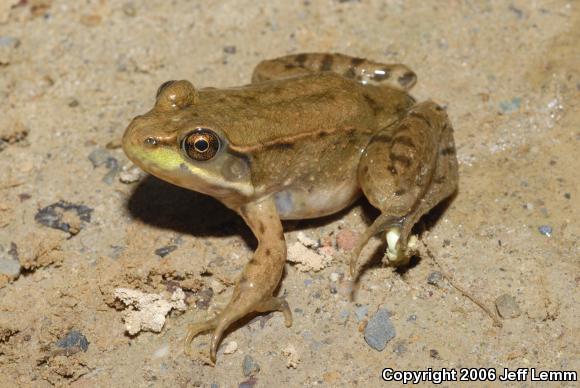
[122, 53, 458, 363]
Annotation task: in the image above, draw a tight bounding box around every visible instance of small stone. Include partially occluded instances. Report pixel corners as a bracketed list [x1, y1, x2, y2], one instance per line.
[122, 3, 137, 17]
[364, 308, 396, 351]
[154, 245, 177, 258]
[296, 232, 318, 248]
[282, 344, 300, 368]
[238, 377, 257, 388]
[354, 305, 368, 322]
[338, 309, 349, 324]
[222, 341, 238, 354]
[67, 98, 79, 108]
[329, 272, 340, 282]
[499, 97, 521, 113]
[538, 225, 553, 237]
[393, 340, 407, 355]
[429, 349, 440, 359]
[88, 148, 111, 167]
[427, 271, 443, 286]
[0, 36, 20, 48]
[495, 294, 521, 319]
[407, 314, 417, 322]
[210, 384, 219, 388]
[336, 229, 357, 251]
[242, 355, 260, 376]
[223, 45, 236, 54]
[119, 163, 144, 183]
[0, 242, 20, 278]
[35, 200, 93, 235]
[56, 330, 89, 355]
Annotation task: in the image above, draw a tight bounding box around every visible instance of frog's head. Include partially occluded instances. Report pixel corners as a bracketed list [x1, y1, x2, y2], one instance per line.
[122, 80, 254, 201]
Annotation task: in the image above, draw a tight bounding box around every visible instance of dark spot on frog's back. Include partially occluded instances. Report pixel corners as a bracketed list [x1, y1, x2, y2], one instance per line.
[398, 71, 417, 87]
[363, 93, 383, 115]
[351, 57, 365, 67]
[320, 55, 334, 71]
[259, 222, 265, 234]
[265, 249, 271, 256]
[271, 142, 294, 150]
[390, 153, 412, 167]
[440, 146, 456, 156]
[295, 53, 308, 67]
[344, 67, 356, 78]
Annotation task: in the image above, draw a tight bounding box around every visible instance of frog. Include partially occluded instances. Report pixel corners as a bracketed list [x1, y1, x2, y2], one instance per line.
[122, 52, 459, 363]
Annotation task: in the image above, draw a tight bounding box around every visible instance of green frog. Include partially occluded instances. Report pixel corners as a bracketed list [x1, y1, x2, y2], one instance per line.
[122, 52, 458, 363]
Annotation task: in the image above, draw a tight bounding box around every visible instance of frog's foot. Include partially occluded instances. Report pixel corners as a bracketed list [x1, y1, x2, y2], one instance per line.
[184, 295, 293, 363]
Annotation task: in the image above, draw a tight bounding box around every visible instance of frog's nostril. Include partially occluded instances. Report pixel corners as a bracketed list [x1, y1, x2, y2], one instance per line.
[144, 137, 158, 146]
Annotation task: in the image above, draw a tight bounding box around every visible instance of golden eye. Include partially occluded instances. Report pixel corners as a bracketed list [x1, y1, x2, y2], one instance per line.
[182, 128, 220, 161]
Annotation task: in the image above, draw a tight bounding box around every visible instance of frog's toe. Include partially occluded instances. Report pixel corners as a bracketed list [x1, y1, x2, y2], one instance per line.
[184, 317, 218, 357]
[384, 228, 418, 266]
[256, 296, 293, 327]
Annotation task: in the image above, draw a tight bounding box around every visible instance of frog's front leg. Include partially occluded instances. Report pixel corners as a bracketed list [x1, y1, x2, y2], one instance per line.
[184, 197, 292, 363]
[351, 101, 458, 275]
[252, 52, 417, 91]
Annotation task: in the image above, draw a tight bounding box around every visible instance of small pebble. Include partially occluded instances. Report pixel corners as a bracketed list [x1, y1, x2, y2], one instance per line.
[0, 36, 20, 48]
[336, 229, 357, 251]
[119, 163, 143, 183]
[364, 307, 396, 351]
[538, 225, 553, 237]
[430, 349, 441, 359]
[393, 340, 407, 355]
[223, 45, 236, 54]
[222, 341, 238, 355]
[427, 271, 443, 286]
[88, 148, 111, 167]
[499, 97, 521, 113]
[154, 245, 177, 258]
[407, 314, 417, 321]
[338, 309, 349, 324]
[67, 98, 79, 107]
[495, 294, 521, 319]
[329, 272, 340, 282]
[56, 330, 89, 355]
[0, 242, 20, 277]
[354, 305, 368, 322]
[35, 200, 93, 234]
[122, 2, 137, 17]
[242, 355, 260, 377]
[238, 377, 257, 388]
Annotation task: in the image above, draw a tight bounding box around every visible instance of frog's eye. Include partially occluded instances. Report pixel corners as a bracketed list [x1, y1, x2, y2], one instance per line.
[182, 128, 220, 161]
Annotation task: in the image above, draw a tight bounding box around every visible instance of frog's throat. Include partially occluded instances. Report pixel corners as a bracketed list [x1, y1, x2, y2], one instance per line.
[126, 146, 254, 198]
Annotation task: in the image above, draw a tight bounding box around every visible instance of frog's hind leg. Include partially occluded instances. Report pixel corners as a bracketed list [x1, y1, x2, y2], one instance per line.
[184, 198, 292, 364]
[351, 101, 458, 276]
[252, 53, 417, 91]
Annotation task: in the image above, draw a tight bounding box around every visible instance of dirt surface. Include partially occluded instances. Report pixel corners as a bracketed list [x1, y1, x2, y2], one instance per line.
[0, 0, 578, 387]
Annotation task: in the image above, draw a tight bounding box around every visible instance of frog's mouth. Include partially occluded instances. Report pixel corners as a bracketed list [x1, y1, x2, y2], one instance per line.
[123, 138, 254, 200]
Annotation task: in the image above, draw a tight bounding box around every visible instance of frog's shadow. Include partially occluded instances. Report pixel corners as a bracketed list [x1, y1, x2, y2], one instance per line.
[128, 175, 456, 276]
[127, 175, 253, 244]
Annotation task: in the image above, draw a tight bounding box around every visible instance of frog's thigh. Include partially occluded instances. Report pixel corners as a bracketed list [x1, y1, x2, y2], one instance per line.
[357, 101, 458, 264]
[252, 52, 417, 90]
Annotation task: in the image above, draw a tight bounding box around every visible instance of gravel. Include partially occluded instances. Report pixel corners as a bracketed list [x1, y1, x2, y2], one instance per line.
[364, 307, 396, 351]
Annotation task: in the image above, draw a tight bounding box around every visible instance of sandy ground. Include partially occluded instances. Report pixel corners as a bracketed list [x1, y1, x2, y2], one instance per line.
[0, 0, 578, 387]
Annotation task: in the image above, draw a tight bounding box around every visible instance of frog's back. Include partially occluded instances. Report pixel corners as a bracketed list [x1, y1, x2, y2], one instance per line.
[196, 72, 414, 149]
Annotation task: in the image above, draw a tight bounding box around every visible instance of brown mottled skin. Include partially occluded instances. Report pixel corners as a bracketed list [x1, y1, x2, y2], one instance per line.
[122, 52, 458, 364]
